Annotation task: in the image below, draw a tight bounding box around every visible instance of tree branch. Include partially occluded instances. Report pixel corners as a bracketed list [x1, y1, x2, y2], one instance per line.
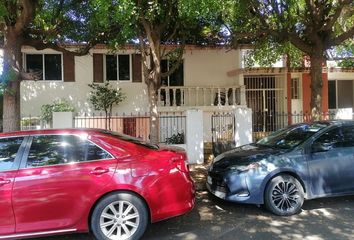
[331, 25, 354, 46]
[156, 1, 174, 33]
[27, 28, 59, 36]
[53, 0, 65, 24]
[320, 1, 346, 31]
[139, 35, 151, 81]
[23, 39, 94, 56]
[3, 1, 17, 26]
[14, 0, 38, 34]
[161, 44, 185, 78]
[288, 32, 313, 54]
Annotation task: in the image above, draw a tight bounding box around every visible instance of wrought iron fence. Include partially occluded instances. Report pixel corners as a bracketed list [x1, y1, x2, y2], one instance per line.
[20, 116, 43, 130]
[159, 113, 186, 144]
[74, 112, 186, 144]
[211, 112, 235, 157]
[252, 111, 336, 141]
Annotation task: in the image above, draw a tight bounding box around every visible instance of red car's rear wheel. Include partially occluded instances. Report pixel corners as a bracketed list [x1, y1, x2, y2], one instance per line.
[91, 192, 148, 240]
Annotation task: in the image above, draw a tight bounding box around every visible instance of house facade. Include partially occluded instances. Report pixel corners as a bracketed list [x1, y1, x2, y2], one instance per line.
[19, 44, 354, 144]
[21, 44, 244, 115]
[20, 45, 250, 148]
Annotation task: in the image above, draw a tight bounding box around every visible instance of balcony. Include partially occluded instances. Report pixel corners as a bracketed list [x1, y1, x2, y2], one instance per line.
[157, 85, 246, 110]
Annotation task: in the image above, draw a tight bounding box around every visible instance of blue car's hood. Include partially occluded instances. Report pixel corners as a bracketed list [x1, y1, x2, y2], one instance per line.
[211, 144, 284, 171]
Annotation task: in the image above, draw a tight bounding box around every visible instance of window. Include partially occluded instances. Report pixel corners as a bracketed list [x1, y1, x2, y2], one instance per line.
[328, 81, 337, 109]
[341, 126, 354, 147]
[105, 54, 131, 81]
[26, 135, 112, 168]
[328, 80, 354, 110]
[257, 123, 327, 150]
[313, 127, 343, 151]
[291, 77, 300, 100]
[161, 59, 184, 87]
[0, 137, 24, 171]
[25, 54, 62, 81]
[160, 59, 184, 106]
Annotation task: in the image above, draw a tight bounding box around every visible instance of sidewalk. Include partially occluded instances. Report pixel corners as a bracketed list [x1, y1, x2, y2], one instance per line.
[189, 163, 209, 191]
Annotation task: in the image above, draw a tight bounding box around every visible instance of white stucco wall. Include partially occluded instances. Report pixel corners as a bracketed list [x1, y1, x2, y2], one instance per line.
[21, 48, 149, 116]
[184, 48, 240, 86]
[20, 47, 240, 116]
[328, 71, 354, 81]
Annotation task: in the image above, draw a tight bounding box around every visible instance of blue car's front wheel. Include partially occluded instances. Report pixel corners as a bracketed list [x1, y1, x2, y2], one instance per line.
[264, 175, 304, 216]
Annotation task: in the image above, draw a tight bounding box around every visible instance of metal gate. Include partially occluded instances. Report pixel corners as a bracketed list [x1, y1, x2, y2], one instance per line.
[211, 113, 235, 156]
[245, 75, 286, 140]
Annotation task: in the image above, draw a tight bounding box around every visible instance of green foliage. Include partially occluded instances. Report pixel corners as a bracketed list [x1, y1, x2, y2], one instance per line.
[88, 82, 126, 114]
[165, 132, 184, 144]
[224, 0, 354, 67]
[244, 41, 303, 68]
[40, 99, 75, 123]
[338, 59, 354, 67]
[336, 40, 354, 67]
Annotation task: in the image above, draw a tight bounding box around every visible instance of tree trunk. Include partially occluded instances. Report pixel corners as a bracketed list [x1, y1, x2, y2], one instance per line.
[147, 80, 159, 144]
[309, 54, 324, 120]
[104, 110, 108, 130]
[2, 29, 23, 132]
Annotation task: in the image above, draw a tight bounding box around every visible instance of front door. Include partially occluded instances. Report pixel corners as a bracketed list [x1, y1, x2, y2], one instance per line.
[12, 134, 117, 233]
[245, 75, 286, 141]
[0, 137, 25, 235]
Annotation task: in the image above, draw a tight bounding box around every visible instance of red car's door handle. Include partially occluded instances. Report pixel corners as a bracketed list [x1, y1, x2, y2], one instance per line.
[0, 179, 11, 186]
[90, 167, 109, 175]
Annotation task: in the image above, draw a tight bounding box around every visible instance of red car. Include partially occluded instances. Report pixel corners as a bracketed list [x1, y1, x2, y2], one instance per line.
[0, 129, 195, 240]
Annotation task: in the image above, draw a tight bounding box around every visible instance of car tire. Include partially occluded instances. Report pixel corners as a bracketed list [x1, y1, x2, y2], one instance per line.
[264, 175, 304, 216]
[91, 192, 149, 240]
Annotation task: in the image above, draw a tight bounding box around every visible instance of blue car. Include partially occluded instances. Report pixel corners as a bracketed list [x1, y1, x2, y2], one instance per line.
[206, 120, 354, 216]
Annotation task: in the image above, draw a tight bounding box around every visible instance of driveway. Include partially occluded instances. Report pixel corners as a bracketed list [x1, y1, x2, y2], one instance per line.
[32, 165, 354, 240]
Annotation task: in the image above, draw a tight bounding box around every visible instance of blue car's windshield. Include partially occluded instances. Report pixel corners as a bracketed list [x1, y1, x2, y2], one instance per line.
[257, 123, 329, 149]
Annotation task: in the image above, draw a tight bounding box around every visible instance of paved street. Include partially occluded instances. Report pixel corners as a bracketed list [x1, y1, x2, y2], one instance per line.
[33, 165, 354, 240]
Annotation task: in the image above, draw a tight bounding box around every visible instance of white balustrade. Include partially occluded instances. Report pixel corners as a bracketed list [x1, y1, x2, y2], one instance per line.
[158, 85, 246, 108]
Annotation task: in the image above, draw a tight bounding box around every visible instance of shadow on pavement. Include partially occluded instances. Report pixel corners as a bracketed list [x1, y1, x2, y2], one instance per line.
[31, 163, 354, 240]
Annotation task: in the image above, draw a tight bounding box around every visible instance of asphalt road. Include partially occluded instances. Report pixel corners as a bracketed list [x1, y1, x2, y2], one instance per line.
[31, 190, 354, 240]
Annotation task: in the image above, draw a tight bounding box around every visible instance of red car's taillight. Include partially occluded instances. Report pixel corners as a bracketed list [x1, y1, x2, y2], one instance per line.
[171, 155, 189, 173]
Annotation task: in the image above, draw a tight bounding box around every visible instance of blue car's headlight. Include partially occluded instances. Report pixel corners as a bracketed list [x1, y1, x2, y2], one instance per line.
[229, 162, 260, 172]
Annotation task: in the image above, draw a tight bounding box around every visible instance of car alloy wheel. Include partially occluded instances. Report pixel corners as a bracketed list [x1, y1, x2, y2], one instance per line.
[100, 201, 140, 239]
[91, 192, 148, 240]
[265, 175, 304, 216]
[271, 181, 299, 212]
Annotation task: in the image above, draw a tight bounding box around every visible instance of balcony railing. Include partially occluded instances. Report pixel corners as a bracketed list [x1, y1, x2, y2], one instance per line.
[158, 85, 246, 107]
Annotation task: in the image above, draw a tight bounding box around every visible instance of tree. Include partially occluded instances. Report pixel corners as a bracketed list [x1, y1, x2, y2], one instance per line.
[225, 0, 354, 118]
[0, 0, 123, 132]
[90, 0, 221, 143]
[95, 0, 220, 143]
[88, 83, 126, 130]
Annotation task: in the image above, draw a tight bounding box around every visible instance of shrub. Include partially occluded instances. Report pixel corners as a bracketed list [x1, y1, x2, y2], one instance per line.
[41, 99, 75, 124]
[165, 132, 184, 144]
